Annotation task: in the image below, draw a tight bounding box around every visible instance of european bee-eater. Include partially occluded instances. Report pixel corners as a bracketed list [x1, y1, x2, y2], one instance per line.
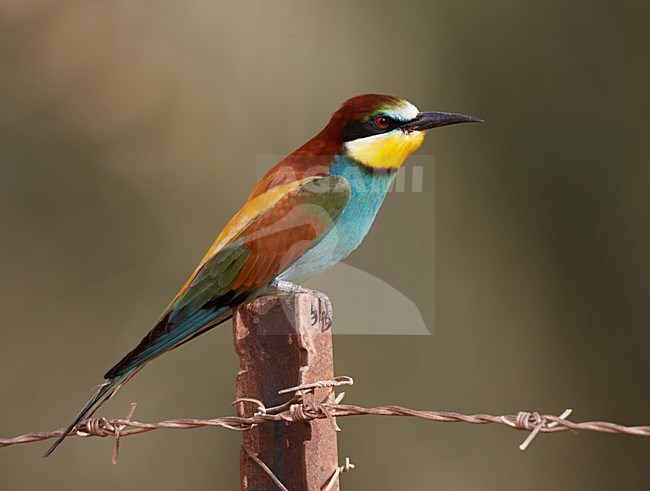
[45, 94, 481, 456]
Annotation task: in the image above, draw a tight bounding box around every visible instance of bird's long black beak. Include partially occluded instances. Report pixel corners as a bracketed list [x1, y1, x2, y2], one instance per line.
[401, 111, 483, 132]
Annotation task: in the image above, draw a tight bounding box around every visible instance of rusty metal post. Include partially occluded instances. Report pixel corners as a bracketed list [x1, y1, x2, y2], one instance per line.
[233, 293, 339, 491]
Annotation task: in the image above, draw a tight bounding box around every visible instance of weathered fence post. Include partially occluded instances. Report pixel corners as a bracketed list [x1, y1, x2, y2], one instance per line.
[233, 293, 339, 491]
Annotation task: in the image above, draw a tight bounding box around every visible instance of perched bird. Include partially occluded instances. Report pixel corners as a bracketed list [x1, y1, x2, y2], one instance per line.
[45, 94, 481, 456]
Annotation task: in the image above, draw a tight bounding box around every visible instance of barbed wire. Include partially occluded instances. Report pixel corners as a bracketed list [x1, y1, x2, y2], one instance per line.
[2, 375, 649, 464]
[242, 444, 354, 491]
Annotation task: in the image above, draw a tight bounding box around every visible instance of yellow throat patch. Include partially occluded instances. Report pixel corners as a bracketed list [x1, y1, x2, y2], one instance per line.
[344, 130, 425, 169]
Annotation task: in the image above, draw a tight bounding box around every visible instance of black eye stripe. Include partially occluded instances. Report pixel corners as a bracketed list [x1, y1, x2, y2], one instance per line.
[341, 116, 403, 142]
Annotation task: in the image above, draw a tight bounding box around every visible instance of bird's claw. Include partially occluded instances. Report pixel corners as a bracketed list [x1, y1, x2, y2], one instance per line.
[271, 279, 333, 331]
[310, 291, 333, 331]
[310, 305, 318, 325]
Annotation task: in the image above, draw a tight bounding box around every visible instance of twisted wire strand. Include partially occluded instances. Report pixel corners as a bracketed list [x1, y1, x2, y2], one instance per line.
[2, 376, 649, 458]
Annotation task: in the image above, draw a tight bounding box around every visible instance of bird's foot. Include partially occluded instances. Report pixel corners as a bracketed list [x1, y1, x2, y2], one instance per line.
[309, 290, 333, 331]
[270, 279, 333, 330]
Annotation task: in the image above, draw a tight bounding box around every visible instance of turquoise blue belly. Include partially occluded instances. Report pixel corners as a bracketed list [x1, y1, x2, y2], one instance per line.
[278, 156, 395, 284]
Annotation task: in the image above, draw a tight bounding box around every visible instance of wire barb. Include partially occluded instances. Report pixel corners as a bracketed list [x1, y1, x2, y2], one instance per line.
[278, 375, 353, 394]
[323, 457, 355, 491]
[516, 409, 573, 451]
[112, 403, 137, 464]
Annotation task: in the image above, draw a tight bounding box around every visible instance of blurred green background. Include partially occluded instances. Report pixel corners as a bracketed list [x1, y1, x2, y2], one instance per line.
[1, 1, 649, 489]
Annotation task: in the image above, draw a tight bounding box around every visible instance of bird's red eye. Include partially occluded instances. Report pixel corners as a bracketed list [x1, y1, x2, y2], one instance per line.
[374, 116, 390, 129]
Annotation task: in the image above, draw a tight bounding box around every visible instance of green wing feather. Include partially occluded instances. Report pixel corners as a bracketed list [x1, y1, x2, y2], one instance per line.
[108, 174, 350, 377]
